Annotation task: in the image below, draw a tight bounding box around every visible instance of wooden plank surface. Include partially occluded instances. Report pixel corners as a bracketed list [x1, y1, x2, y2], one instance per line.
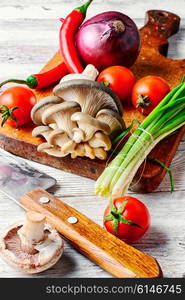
[0, 9, 185, 192]
[0, 0, 185, 278]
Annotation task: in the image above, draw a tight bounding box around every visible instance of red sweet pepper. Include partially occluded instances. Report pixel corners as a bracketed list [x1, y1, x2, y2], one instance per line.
[59, 0, 93, 74]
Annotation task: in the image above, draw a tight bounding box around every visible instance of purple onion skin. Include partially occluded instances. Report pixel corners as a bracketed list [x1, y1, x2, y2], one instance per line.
[76, 11, 141, 71]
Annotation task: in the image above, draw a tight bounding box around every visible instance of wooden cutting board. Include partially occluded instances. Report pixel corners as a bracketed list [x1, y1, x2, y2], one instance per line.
[0, 10, 185, 193]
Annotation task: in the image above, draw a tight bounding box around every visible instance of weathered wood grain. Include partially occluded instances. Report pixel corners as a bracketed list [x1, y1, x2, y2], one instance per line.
[0, 0, 185, 278]
[1, 10, 185, 192]
[0, 0, 185, 19]
[19, 188, 161, 278]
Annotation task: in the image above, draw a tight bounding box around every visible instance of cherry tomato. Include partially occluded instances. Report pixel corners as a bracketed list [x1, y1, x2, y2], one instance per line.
[97, 66, 136, 102]
[104, 196, 150, 243]
[0, 86, 36, 127]
[131, 75, 170, 115]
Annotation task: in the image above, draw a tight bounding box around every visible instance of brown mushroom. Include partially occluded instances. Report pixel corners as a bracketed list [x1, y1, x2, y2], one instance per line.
[71, 112, 111, 142]
[0, 211, 64, 274]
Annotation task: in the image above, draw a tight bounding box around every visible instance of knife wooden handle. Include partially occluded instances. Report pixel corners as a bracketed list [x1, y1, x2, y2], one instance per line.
[20, 188, 162, 278]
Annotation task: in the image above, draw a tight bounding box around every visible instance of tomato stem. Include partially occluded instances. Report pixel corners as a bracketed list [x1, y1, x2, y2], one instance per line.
[104, 198, 141, 236]
[136, 94, 151, 109]
[111, 211, 119, 219]
[0, 105, 18, 127]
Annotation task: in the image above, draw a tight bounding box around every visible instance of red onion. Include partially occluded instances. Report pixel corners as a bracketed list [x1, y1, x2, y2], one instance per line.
[76, 11, 141, 71]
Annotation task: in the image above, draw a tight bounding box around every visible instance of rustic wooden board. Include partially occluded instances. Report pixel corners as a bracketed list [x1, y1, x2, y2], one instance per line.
[0, 9, 185, 193]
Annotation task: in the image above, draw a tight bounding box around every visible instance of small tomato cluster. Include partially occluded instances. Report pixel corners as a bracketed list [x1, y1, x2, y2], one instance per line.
[97, 66, 170, 115]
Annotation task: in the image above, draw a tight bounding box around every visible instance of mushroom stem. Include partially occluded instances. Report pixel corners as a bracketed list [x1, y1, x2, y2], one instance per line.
[18, 211, 45, 254]
[81, 64, 99, 81]
[59, 64, 99, 83]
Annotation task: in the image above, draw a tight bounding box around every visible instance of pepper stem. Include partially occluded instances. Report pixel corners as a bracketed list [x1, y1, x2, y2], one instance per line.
[0, 79, 28, 88]
[77, 0, 93, 16]
[0, 75, 38, 89]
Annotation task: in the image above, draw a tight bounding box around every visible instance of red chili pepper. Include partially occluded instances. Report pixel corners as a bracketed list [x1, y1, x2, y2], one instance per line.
[60, 0, 93, 74]
[0, 62, 68, 89]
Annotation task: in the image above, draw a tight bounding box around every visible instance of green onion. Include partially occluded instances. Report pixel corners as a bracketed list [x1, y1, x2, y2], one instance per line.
[95, 80, 185, 198]
[112, 119, 141, 145]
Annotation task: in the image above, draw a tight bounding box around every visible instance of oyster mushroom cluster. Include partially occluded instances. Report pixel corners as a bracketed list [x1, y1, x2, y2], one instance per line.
[31, 65, 125, 160]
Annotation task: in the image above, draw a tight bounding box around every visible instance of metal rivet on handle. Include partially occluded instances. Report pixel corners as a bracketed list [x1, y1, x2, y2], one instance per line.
[67, 216, 78, 224]
[39, 196, 50, 204]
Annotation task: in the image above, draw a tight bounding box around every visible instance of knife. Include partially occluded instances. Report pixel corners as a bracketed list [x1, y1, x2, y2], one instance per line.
[0, 149, 162, 278]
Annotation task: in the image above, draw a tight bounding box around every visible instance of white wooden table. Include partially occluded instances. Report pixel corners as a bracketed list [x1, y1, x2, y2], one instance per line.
[0, 0, 185, 278]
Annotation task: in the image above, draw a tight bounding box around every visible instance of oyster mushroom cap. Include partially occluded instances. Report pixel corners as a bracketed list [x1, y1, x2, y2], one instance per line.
[33, 127, 71, 151]
[0, 211, 64, 274]
[84, 143, 95, 159]
[44, 147, 70, 158]
[32, 126, 52, 140]
[49, 123, 58, 130]
[71, 112, 111, 141]
[53, 79, 123, 117]
[61, 140, 76, 154]
[47, 128, 65, 145]
[37, 142, 71, 158]
[88, 132, 112, 151]
[37, 142, 53, 152]
[71, 143, 86, 158]
[96, 109, 125, 138]
[72, 128, 85, 143]
[31, 96, 63, 125]
[42, 101, 80, 138]
[94, 148, 107, 160]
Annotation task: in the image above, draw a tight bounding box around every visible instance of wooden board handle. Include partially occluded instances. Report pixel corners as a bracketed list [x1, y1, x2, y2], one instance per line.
[144, 10, 180, 39]
[20, 188, 162, 278]
[140, 10, 180, 56]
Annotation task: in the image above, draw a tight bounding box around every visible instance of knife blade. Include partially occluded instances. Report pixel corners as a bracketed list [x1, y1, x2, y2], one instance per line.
[0, 148, 56, 206]
[0, 149, 162, 278]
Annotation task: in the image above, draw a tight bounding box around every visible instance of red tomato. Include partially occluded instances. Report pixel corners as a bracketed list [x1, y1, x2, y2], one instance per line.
[97, 66, 136, 102]
[132, 75, 170, 115]
[0, 86, 36, 127]
[104, 196, 150, 243]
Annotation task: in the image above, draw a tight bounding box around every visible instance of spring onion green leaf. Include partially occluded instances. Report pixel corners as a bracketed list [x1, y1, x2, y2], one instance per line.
[148, 157, 174, 193]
